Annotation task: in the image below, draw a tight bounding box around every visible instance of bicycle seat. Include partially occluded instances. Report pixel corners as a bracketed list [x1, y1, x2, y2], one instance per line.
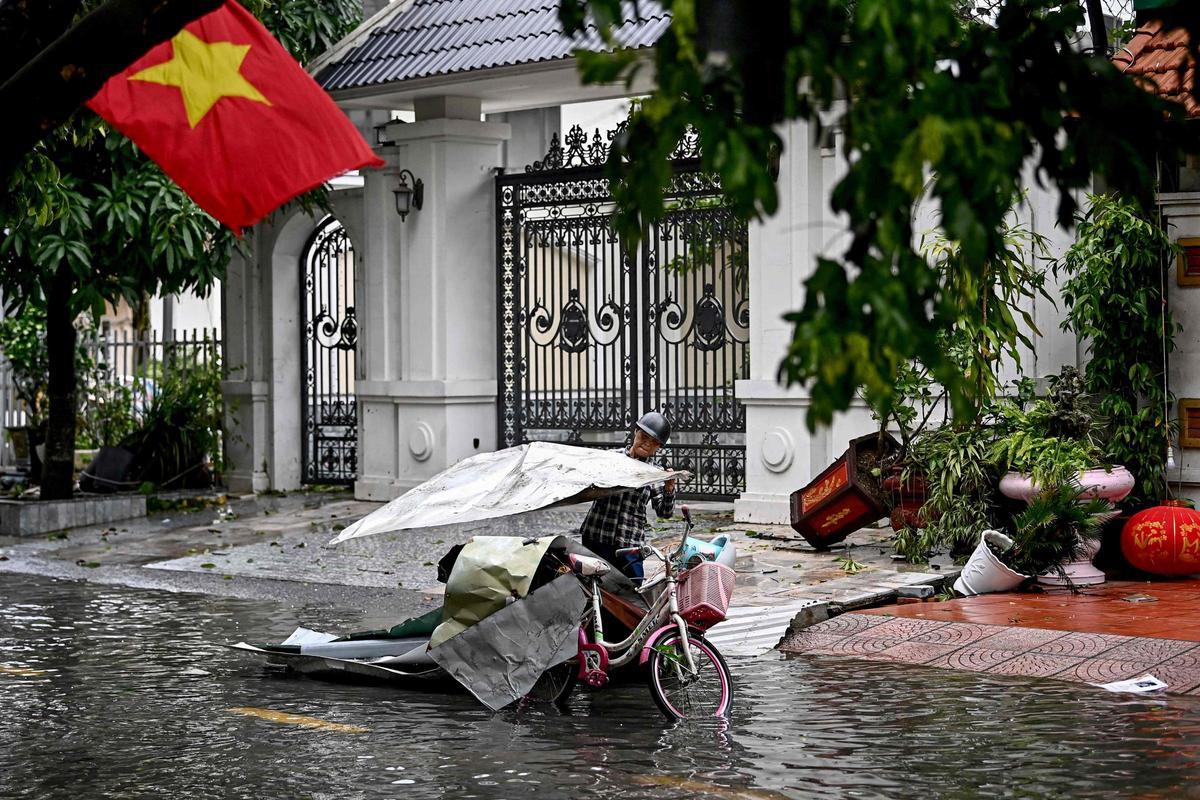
[568, 554, 612, 577]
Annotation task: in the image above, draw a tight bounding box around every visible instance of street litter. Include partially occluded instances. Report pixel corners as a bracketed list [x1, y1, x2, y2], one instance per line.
[1093, 674, 1168, 693]
[231, 443, 737, 719]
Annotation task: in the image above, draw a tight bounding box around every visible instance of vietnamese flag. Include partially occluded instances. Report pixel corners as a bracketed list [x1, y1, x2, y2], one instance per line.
[86, 0, 383, 232]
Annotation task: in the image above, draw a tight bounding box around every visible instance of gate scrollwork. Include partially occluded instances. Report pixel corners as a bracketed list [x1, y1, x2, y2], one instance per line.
[498, 125, 749, 500]
[300, 217, 358, 486]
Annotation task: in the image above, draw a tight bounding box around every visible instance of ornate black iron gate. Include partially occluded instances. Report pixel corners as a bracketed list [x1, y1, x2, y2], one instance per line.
[300, 216, 358, 485]
[496, 127, 749, 500]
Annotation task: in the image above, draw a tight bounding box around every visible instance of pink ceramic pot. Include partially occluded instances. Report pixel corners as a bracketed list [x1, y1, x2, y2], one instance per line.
[998, 466, 1135, 505]
[998, 466, 1133, 587]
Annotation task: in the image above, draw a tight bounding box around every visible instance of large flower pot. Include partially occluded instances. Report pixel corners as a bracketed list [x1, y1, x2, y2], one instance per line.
[953, 530, 1029, 596]
[1121, 501, 1200, 577]
[789, 432, 897, 550]
[998, 466, 1135, 504]
[999, 466, 1134, 586]
[882, 469, 929, 530]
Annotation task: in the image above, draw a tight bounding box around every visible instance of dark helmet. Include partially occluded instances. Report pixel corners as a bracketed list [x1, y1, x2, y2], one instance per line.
[635, 411, 671, 445]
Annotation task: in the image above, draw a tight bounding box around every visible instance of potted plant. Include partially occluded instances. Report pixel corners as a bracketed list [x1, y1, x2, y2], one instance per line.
[1003, 485, 1115, 586]
[954, 485, 1114, 595]
[990, 368, 1132, 584]
[878, 218, 1050, 562]
[991, 367, 1133, 506]
[900, 422, 1003, 561]
[1057, 194, 1179, 509]
[869, 362, 938, 531]
[117, 348, 222, 490]
[789, 431, 898, 549]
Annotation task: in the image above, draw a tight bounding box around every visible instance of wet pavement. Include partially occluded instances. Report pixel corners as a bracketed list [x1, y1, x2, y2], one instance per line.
[778, 580, 1200, 696]
[3, 573, 1200, 799]
[0, 490, 955, 632]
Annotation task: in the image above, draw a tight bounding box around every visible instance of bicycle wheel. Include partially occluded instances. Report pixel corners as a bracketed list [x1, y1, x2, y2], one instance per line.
[646, 631, 733, 720]
[525, 660, 578, 708]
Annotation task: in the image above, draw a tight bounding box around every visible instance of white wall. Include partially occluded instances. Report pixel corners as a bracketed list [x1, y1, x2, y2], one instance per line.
[1161, 193, 1200, 504]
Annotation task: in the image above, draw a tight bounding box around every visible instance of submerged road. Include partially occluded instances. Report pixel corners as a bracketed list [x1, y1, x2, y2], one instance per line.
[3, 572, 1200, 799]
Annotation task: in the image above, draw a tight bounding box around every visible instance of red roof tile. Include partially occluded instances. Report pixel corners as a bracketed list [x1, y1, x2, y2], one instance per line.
[1113, 19, 1199, 118]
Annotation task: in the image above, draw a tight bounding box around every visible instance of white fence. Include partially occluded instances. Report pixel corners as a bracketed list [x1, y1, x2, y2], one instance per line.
[0, 330, 221, 470]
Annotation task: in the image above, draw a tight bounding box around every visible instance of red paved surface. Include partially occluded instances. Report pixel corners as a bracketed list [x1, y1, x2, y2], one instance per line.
[858, 579, 1200, 642]
[780, 579, 1200, 696]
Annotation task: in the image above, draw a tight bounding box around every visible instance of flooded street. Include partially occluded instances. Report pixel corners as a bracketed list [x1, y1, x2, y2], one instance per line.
[2, 573, 1199, 800]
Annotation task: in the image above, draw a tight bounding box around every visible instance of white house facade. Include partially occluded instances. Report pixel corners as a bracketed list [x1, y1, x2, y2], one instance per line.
[219, 0, 1200, 517]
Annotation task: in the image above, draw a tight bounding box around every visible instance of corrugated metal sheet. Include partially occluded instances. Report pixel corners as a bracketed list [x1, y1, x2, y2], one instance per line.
[316, 0, 668, 92]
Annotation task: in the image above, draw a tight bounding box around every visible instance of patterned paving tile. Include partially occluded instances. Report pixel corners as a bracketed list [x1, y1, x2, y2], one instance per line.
[820, 636, 904, 656]
[927, 648, 1020, 673]
[1159, 650, 1200, 670]
[1144, 666, 1200, 694]
[1030, 632, 1131, 659]
[777, 631, 845, 653]
[874, 641, 962, 665]
[1099, 638, 1199, 664]
[971, 627, 1068, 651]
[855, 617, 949, 640]
[986, 652, 1085, 678]
[1054, 658, 1158, 685]
[909, 622, 1002, 647]
[807, 613, 891, 636]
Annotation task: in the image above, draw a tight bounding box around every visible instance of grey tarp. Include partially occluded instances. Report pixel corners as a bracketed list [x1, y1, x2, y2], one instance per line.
[328, 442, 687, 544]
[429, 573, 587, 710]
[430, 535, 556, 648]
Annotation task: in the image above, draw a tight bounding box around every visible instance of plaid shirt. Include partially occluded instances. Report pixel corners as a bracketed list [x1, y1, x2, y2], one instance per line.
[580, 453, 675, 549]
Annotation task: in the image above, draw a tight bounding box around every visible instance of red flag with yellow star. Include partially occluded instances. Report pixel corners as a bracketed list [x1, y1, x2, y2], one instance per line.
[86, 0, 383, 231]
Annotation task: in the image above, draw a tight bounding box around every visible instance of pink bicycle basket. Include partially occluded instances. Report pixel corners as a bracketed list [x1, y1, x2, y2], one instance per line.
[676, 561, 736, 628]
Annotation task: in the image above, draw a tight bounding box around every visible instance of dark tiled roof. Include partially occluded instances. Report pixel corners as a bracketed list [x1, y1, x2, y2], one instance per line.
[315, 0, 669, 93]
[1113, 19, 1198, 118]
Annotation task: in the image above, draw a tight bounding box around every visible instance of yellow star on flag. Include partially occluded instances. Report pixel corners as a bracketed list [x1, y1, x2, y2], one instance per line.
[129, 29, 271, 128]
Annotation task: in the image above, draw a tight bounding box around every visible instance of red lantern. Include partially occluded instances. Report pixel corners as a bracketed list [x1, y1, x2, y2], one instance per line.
[1121, 501, 1200, 577]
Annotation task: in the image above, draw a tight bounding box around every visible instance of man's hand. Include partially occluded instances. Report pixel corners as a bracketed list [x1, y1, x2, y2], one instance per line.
[665, 479, 676, 493]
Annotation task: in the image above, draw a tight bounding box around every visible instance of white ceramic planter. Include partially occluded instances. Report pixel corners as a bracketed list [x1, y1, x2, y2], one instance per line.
[998, 466, 1135, 504]
[953, 530, 1029, 596]
[998, 466, 1133, 588]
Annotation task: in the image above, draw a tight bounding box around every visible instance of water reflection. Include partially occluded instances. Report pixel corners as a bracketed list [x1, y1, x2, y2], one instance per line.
[1, 575, 1198, 799]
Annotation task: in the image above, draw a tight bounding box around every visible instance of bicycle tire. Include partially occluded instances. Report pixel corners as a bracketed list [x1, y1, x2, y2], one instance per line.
[646, 631, 733, 720]
[525, 659, 578, 709]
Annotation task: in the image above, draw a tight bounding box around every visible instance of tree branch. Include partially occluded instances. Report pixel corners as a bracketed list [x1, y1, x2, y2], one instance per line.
[0, 0, 85, 85]
[0, 0, 225, 179]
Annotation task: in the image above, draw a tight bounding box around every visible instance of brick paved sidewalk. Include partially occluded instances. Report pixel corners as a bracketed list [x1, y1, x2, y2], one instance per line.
[780, 579, 1200, 696]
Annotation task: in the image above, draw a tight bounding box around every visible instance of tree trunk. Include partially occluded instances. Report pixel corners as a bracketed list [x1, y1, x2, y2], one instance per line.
[1085, 0, 1108, 57]
[41, 263, 76, 500]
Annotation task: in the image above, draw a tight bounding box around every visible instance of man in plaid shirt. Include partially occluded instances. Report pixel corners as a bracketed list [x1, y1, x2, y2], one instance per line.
[580, 412, 676, 579]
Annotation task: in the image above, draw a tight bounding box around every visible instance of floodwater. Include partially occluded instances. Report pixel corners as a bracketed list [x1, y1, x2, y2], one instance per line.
[2, 574, 1199, 800]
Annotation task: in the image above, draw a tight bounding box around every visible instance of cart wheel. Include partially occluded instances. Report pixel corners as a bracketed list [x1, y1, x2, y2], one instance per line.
[646, 632, 733, 719]
[525, 660, 578, 708]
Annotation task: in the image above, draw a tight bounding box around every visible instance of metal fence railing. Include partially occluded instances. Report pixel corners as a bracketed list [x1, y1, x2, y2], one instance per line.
[0, 329, 222, 470]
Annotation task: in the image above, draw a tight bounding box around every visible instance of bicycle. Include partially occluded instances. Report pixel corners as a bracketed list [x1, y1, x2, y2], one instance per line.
[529, 506, 736, 720]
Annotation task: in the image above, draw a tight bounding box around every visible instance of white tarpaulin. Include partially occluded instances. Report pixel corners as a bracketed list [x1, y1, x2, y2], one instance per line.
[329, 442, 687, 544]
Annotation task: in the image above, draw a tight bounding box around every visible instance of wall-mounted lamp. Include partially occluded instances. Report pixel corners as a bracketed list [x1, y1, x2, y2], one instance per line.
[393, 168, 424, 221]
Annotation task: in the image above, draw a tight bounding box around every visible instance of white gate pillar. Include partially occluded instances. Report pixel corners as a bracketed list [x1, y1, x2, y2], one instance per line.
[354, 99, 511, 501]
[734, 118, 875, 524]
[221, 209, 317, 493]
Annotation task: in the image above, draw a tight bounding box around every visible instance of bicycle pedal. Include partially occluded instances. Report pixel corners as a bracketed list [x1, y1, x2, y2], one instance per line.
[583, 670, 609, 688]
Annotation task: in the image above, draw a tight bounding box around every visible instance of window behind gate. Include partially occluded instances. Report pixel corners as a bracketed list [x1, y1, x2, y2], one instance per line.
[496, 126, 749, 500]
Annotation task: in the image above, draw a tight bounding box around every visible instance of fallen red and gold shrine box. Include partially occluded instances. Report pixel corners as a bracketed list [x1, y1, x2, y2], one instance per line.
[789, 432, 897, 550]
[1121, 501, 1200, 577]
